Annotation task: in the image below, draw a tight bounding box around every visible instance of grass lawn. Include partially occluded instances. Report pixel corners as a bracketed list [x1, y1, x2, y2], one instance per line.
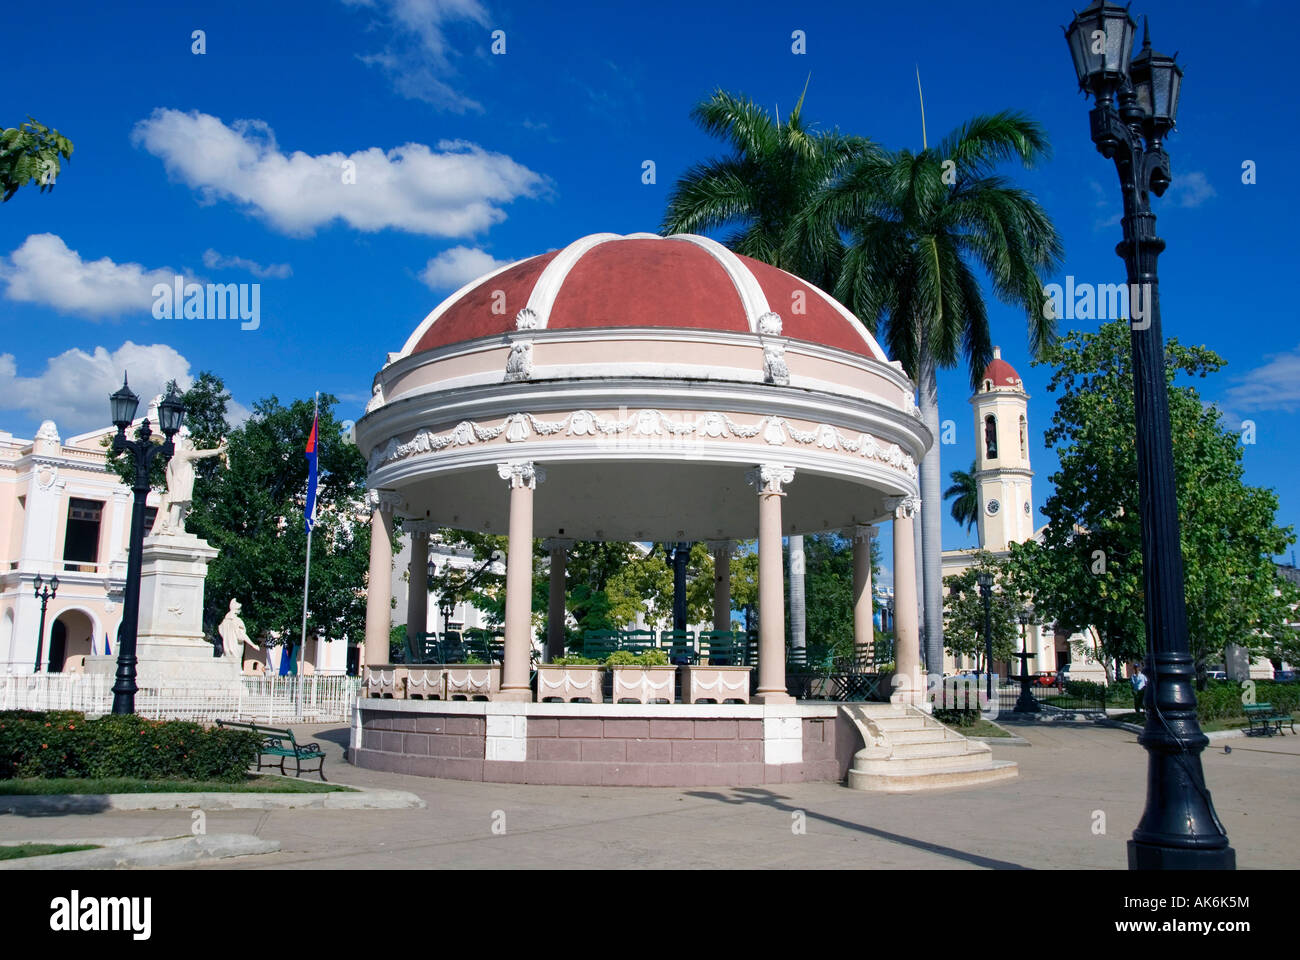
[0, 775, 353, 795]
[965, 717, 1012, 738]
[0, 843, 100, 861]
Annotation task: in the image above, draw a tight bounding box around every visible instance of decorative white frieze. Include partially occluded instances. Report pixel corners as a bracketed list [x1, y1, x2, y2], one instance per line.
[515, 307, 540, 330]
[504, 341, 533, 382]
[497, 461, 545, 490]
[369, 409, 918, 478]
[745, 463, 795, 495]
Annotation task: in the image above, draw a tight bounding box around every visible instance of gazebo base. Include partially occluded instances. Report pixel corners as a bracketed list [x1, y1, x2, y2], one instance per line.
[349, 699, 856, 786]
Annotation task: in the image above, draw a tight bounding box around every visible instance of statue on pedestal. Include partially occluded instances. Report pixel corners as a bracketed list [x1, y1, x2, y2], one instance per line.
[218, 599, 260, 659]
[152, 431, 228, 536]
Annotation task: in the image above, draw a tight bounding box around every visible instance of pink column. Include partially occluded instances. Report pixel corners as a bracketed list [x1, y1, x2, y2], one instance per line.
[889, 496, 922, 704]
[363, 491, 397, 667]
[748, 465, 794, 704]
[497, 462, 544, 701]
[852, 524, 877, 666]
[406, 523, 431, 646]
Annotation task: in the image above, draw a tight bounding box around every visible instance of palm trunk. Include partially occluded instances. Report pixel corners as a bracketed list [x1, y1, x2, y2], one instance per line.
[788, 535, 806, 652]
[917, 354, 944, 678]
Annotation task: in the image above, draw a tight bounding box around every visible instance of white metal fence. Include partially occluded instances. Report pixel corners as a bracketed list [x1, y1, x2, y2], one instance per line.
[0, 673, 360, 723]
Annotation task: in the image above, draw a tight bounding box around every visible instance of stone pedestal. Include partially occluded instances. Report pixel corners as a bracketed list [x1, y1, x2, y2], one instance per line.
[86, 532, 240, 685]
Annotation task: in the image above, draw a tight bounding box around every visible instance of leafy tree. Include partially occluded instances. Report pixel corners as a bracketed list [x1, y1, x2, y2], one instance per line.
[944, 460, 980, 534]
[1008, 321, 1299, 675]
[1, 118, 73, 202]
[799, 532, 882, 663]
[942, 552, 1028, 673]
[795, 111, 1063, 678]
[606, 542, 715, 629]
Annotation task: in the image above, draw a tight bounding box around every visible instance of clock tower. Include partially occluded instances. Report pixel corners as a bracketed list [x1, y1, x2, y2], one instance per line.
[972, 347, 1034, 552]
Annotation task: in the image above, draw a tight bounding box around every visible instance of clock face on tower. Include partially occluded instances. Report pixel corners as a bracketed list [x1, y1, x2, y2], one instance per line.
[986, 498, 1000, 516]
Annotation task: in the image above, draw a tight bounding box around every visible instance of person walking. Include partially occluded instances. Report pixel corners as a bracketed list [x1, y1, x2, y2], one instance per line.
[1130, 663, 1148, 716]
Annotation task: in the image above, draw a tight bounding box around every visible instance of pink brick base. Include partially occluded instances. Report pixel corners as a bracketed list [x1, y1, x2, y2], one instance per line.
[353, 707, 853, 786]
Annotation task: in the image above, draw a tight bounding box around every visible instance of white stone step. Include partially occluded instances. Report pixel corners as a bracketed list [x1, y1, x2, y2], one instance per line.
[852, 747, 997, 776]
[872, 716, 929, 731]
[888, 737, 979, 759]
[887, 727, 958, 744]
[847, 760, 1019, 793]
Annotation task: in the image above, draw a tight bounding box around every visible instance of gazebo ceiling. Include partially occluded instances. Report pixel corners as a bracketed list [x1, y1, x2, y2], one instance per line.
[390, 460, 899, 542]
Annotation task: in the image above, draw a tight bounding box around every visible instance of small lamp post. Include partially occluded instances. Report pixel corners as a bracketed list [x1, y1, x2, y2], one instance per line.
[1014, 606, 1040, 714]
[32, 573, 59, 672]
[109, 375, 184, 714]
[1064, 0, 1233, 870]
[976, 571, 994, 703]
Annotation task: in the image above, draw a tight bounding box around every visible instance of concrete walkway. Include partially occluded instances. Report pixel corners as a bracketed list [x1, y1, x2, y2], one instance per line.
[2, 720, 1295, 869]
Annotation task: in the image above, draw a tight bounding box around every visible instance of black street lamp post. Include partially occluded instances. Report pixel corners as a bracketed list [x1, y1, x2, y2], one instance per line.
[976, 572, 994, 703]
[32, 573, 59, 672]
[1065, 0, 1234, 869]
[108, 375, 185, 715]
[1014, 607, 1040, 714]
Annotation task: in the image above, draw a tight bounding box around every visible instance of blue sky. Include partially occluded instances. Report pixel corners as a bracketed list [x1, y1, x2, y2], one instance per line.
[1, 0, 1296, 561]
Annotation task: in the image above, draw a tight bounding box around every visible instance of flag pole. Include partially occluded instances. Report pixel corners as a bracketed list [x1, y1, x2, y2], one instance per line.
[297, 392, 319, 719]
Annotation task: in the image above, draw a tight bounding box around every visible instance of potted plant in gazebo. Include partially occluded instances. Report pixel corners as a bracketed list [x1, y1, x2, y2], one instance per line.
[536, 655, 604, 702]
[608, 648, 676, 704]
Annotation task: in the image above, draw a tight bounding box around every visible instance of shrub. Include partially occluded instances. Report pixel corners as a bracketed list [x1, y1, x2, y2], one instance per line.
[933, 708, 980, 727]
[605, 649, 670, 666]
[0, 711, 260, 782]
[550, 656, 600, 666]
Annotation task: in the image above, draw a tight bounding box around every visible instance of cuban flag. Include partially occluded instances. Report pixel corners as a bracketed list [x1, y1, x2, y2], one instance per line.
[304, 408, 319, 534]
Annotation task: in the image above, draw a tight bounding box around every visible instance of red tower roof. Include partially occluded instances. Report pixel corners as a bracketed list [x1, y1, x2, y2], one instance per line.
[981, 347, 1023, 389]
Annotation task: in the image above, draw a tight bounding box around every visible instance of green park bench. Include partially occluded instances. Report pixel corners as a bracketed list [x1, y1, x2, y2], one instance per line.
[216, 720, 327, 780]
[1244, 703, 1295, 737]
[618, 629, 658, 653]
[659, 630, 698, 664]
[580, 630, 620, 660]
[697, 631, 744, 666]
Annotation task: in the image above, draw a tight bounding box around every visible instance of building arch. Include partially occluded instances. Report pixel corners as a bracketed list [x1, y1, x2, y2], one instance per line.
[47, 607, 99, 672]
[984, 415, 998, 459]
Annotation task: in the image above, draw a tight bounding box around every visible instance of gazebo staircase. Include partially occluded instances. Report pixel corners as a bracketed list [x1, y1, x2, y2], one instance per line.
[840, 703, 1018, 792]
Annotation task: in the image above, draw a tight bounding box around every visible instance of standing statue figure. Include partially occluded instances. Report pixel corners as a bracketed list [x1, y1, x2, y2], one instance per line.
[218, 599, 260, 659]
[152, 431, 228, 536]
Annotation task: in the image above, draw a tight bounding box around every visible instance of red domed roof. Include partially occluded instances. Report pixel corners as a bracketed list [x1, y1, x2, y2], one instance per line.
[981, 347, 1023, 389]
[402, 233, 886, 360]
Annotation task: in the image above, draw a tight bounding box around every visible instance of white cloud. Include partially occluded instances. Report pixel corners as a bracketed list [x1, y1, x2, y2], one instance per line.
[132, 109, 546, 237]
[1169, 170, 1217, 209]
[0, 234, 187, 319]
[342, 0, 491, 113]
[1222, 344, 1300, 414]
[202, 249, 292, 279]
[419, 245, 510, 289]
[0, 342, 195, 435]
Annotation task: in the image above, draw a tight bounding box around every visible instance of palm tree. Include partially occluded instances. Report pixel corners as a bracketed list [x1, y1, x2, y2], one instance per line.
[792, 112, 1063, 675]
[944, 461, 980, 534]
[662, 85, 875, 647]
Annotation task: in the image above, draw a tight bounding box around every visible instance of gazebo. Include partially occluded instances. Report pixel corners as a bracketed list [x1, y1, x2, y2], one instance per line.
[349, 232, 941, 786]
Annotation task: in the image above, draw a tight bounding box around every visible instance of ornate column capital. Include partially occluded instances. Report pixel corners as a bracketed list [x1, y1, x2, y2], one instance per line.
[706, 539, 734, 556]
[366, 489, 403, 513]
[745, 464, 795, 496]
[542, 537, 575, 552]
[498, 461, 545, 490]
[846, 523, 879, 543]
[885, 495, 921, 520]
[404, 519, 435, 536]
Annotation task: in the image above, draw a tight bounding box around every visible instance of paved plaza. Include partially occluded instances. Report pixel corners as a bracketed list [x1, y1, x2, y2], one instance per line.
[1, 720, 1295, 870]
